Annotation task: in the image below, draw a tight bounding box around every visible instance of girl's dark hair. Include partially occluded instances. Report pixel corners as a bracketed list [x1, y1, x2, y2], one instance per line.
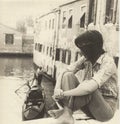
[75, 30, 103, 49]
[75, 30, 105, 63]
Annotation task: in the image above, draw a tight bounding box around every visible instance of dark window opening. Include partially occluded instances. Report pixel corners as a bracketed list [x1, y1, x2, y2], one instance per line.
[55, 48, 60, 61]
[68, 16, 73, 28]
[80, 13, 85, 28]
[66, 50, 71, 65]
[105, 0, 114, 23]
[5, 34, 14, 44]
[68, 10, 73, 28]
[89, 0, 95, 23]
[38, 44, 42, 52]
[62, 49, 66, 63]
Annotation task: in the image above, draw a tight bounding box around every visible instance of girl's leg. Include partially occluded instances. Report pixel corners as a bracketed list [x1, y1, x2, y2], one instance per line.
[61, 71, 117, 121]
[61, 71, 92, 107]
[87, 90, 117, 121]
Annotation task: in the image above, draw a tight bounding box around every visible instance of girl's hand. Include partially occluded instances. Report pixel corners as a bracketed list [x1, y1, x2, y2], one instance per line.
[53, 89, 64, 101]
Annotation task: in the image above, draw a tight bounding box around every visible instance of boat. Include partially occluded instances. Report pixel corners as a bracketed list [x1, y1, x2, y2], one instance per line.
[22, 85, 45, 121]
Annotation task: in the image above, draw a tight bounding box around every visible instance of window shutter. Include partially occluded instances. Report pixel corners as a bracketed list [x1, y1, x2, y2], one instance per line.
[55, 48, 60, 61]
[93, 0, 97, 25]
[67, 50, 71, 65]
[113, 0, 118, 24]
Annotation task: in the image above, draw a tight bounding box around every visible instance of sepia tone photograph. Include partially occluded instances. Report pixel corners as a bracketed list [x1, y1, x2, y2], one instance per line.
[0, 0, 119, 124]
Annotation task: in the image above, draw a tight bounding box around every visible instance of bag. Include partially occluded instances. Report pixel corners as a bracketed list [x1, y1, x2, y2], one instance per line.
[22, 86, 45, 120]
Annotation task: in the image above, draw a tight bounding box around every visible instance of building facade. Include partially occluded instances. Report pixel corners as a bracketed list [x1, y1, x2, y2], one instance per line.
[0, 23, 23, 53]
[34, 0, 119, 80]
[0, 23, 33, 55]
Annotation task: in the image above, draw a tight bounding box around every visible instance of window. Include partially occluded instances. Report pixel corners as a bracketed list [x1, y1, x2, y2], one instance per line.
[38, 44, 42, 52]
[80, 5, 86, 28]
[62, 11, 67, 29]
[105, 0, 115, 23]
[55, 48, 60, 61]
[80, 13, 85, 28]
[62, 49, 66, 63]
[89, 0, 95, 23]
[68, 10, 73, 28]
[66, 50, 71, 65]
[5, 34, 14, 44]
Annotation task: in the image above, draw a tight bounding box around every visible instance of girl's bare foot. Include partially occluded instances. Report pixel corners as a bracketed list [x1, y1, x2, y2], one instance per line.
[48, 108, 64, 119]
[57, 107, 74, 124]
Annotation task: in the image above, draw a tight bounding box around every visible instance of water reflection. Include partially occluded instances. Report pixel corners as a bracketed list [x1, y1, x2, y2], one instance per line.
[0, 56, 34, 80]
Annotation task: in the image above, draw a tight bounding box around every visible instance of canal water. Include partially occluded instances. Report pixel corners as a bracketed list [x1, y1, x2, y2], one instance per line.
[0, 56, 54, 124]
[0, 56, 34, 79]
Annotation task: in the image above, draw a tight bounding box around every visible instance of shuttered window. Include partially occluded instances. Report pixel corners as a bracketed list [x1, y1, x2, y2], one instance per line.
[105, 0, 114, 23]
[62, 49, 66, 63]
[80, 5, 86, 28]
[55, 48, 60, 61]
[89, 0, 95, 23]
[87, 0, 97, 25]
[80, 13, 85, 28]
[38, 44, 42, 52]
[68, 10, 73, 28]
[105, 0, 118, 24]
[66, 50, 71, 65]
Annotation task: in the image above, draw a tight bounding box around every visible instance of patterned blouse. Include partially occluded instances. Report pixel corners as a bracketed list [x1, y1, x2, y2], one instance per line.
[67, 53, 118, 99]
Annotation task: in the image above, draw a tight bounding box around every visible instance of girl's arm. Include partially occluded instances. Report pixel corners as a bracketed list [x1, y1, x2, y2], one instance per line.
[54, 56, 86, 90]
[63, 79, 98, 96]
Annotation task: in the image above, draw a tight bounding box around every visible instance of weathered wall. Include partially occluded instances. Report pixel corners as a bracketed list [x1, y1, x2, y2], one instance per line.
[0, 24, 22, 53]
